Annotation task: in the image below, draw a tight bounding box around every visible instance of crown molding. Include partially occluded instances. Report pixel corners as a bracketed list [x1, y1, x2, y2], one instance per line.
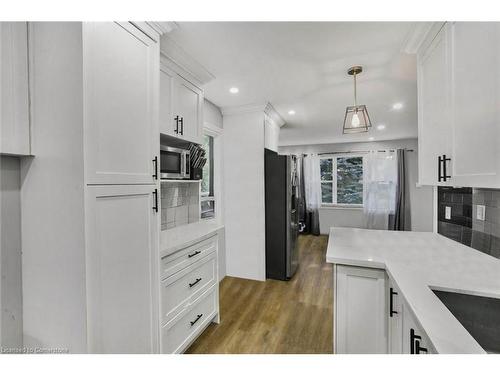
[221, 103, 268, 116]
[160, 35, 215, 86]
[222, 102, 286, 127]
[401, 22, 441, 54]
[146, 22, 178, 35]
[264, 102, 286, 127]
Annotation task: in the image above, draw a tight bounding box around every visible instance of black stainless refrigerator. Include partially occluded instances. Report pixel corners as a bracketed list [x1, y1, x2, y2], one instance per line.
[264, 149, 299, 280]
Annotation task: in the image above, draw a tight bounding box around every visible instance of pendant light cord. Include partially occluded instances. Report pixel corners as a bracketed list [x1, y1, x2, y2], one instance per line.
[353, 72, 357, 107]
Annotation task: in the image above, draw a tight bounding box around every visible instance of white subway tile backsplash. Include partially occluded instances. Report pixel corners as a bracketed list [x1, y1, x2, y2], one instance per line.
[160, 181, 200, 230]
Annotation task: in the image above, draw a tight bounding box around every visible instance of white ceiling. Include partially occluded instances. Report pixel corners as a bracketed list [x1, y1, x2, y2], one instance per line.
[167, 22, 419, 146]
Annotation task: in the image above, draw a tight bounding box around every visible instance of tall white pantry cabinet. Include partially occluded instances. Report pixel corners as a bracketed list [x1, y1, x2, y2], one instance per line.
[21, 22, 166, 353]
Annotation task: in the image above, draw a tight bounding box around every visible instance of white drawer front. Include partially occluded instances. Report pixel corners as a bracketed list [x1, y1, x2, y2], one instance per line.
[161, 287, 217, 354]
[161, 235, 217, 279]
[161, 252, 217, 324]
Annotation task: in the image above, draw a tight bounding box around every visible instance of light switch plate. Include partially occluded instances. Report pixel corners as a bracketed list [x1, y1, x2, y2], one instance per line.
[445, 206, 452, 220]
[477, 205, 486, 221]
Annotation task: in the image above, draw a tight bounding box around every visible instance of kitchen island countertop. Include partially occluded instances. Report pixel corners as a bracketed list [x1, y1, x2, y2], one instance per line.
[326, 227, 500, 354]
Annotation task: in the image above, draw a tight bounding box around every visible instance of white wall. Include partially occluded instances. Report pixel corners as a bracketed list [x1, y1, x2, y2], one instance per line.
[0, 156, 23, 349]
[264, 118, 280, 152]
[279, 138, 434, 234]
[223, 110, 266, 281]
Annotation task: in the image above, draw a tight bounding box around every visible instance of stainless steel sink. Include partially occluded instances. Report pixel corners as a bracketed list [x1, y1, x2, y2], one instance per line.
[432, 289, 500, 353]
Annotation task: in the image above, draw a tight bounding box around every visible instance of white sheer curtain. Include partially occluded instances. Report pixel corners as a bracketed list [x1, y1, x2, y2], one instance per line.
[303, 153, 321, 234]
[363, 151, 397, 229]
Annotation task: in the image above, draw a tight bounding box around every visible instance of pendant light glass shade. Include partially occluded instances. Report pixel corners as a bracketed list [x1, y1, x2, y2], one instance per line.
[342, 66, 372, 134]
[343, 105, 372, 134]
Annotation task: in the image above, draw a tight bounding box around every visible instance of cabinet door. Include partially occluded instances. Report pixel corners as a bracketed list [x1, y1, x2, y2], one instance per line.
[402, 303, 434, 354]
[84, 22, 159, 184]
[159, 65, 176, 137]
[85, 185, 160, 353]
[450, 22, 500, 188]
[417, 24, 452, 186]
[335, 265, 388, 354]
[173, 75, 203, 144]
[388, 280, 404, 354]
[1, 22, 30, 155]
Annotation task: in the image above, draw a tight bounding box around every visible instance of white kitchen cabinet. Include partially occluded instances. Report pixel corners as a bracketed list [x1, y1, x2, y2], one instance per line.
[1, 22, 31, 156]
[173, 75, 203, 144]
[85, 185, 160, 353]
[159, 56, 203, 144]
[160, 234, 220, 353]
[83, 22, 159, 184]
[21, 22, 169, 353]
[402, 301, 435, 354]
[418, 22, 500, 188]
[159, 65, 175, 137]
[334, 265, 388, 354]
[417, 23, 452, 186]
[449, 22, 500, 188]
[388, 280, 404, 354]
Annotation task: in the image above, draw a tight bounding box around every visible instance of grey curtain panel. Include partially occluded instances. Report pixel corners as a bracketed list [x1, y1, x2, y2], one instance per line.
[392, 149, 411, 231]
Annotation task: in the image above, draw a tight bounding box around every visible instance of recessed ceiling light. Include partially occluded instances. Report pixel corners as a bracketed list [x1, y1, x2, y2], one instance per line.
[377, 124, 386, 130]
[288, 110, 296, 115]
[368, 137, 375, 141]
[392, 102, 403, 110]
[229, 87, 239, 94]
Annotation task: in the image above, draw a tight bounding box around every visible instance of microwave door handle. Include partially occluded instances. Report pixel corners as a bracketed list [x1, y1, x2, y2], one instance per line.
[186, 154, 190, 177]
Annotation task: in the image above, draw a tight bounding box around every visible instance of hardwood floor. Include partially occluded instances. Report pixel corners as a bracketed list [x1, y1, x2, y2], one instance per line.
[186, 234, 333, 354]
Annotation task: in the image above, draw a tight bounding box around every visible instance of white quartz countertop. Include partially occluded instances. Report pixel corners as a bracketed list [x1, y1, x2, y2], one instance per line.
[160, 220, 224, 258]
[326, 227, 500, 354]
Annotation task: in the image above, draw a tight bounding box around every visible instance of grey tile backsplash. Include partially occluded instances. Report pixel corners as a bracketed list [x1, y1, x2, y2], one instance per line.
[438, 187, 500, 259]
[161, 181, 200, 230]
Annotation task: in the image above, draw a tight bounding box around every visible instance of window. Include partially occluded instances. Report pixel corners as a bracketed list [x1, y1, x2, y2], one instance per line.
[320, 156, 363, 206]
[201, 134, 215, 219]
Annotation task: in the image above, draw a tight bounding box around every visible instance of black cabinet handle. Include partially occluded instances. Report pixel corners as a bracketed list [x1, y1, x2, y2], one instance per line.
[410, 328, 422, 354]
[152, 156, 158, 180]
[152, 189, 158, 212]
[174, 115, 179, 134]
[179, 117, 184, 136]
[438, 156, 443, 182]
[189, 278, 202, 288]
[389, 288, 398, 317]
[415, 339, 428, 354]
[188, 250, 201, 258]
[190, 313, 203, 327]
[438, 155, 451, 182]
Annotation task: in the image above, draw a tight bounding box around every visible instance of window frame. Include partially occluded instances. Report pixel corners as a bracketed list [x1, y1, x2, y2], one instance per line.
[320, 154, 364, 208]
[200, 123, 223, 221]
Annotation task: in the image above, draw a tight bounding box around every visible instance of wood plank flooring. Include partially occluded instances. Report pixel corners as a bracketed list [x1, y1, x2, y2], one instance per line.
[186, 234, 333, 354]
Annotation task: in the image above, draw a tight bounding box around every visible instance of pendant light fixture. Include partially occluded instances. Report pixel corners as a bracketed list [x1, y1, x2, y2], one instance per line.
[342, 65, 372, 134]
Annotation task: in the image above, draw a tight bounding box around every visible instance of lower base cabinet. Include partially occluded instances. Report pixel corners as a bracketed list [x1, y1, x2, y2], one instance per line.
[160, 234, 220, 353]
[334, 265, 388, 354]
[334, 264, 436, 354]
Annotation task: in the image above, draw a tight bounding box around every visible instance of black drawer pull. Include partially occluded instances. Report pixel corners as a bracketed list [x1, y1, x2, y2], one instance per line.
[189, 278, 202, 288]
[410, 328, 423, 354]
[188, 250, 201, 258]
[190, 313, 203, 327]
[152, 189, 158, 212]
[389, 287, 398, 317]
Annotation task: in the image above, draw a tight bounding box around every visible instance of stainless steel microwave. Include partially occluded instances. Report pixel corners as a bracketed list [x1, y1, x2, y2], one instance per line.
[160, 145, 190, 179]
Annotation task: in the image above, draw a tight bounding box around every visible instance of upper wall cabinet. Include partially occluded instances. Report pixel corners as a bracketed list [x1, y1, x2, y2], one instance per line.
[159, 60, 203, 145]
[418, 22, 500, 188]
[83, 22, 159, 185]
[1, 22, 31, 156]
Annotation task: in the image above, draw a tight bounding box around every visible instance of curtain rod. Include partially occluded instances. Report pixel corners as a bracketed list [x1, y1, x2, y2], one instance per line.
[315, 148, 414, 156]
